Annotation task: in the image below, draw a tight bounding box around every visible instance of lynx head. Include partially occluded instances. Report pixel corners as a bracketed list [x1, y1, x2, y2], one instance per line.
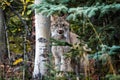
[51, 16, 69, 39]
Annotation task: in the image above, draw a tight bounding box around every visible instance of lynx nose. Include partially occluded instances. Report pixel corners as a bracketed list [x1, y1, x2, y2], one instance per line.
[57, 30, 64, 34]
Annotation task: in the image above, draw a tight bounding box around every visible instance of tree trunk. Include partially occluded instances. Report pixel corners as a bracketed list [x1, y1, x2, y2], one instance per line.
[33, 0, 50, 79]
[0, 8, 7, 61]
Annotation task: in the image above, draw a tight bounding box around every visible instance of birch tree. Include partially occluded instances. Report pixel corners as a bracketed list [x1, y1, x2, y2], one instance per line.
[0, 8, 7, 61]
[33, 0, 50, 79]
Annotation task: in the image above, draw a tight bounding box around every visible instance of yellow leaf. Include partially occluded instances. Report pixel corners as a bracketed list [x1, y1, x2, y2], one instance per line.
[26, 0, 34, 3]
[13, 58, 23, 65]
[5, 1, 11, 6]
[18, 28, 21, 31]
[26, 0, 31, 3]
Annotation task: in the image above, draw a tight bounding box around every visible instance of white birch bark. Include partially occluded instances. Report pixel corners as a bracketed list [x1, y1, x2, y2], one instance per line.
[33, 0, 50, 79]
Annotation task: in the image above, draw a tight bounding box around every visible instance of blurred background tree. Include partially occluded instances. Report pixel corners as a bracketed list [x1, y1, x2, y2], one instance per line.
[0, 8, 7, 61]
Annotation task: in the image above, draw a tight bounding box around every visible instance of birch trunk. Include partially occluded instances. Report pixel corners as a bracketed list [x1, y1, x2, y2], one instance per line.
[33, 0, 50, 79]
[0, 8, 7, 61]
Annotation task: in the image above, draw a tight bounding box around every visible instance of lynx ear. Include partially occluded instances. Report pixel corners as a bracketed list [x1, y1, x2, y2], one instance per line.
[51, 15, 68, 21]
[61, 15, 69, 26]
[64, 21, 69, 26]
[51, 15, 58, 22]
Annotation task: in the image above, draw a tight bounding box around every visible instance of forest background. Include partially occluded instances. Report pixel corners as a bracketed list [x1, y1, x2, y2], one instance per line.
[0, 0, 120, 80]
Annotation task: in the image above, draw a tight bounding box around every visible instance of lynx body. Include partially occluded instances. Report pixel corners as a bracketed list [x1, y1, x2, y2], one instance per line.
[51, 16, 91, 75]
[51, 16, 72, 71]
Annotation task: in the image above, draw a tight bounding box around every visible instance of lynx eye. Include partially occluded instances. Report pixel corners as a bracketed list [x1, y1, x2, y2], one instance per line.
[62, 24, 65, 26]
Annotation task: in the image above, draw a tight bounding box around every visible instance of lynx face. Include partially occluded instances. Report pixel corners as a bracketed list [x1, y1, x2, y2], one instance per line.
[51, 17, 69, 40]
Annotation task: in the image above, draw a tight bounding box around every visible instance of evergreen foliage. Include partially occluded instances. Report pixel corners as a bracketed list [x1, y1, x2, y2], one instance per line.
[50, 38, 72, 46]
[31, 0, 120, 21]
[89, 45, 120, 60]
[106, 74, 120, 80]
[68, 3, 120, 20]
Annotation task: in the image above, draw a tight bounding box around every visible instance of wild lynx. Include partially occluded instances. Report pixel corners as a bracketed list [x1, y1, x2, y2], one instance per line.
[51, 16, 72, 72]
[51, 16, 91, 75]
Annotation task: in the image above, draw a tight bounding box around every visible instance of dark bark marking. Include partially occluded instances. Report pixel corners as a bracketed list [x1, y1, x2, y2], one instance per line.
[38, 37, 48, 43]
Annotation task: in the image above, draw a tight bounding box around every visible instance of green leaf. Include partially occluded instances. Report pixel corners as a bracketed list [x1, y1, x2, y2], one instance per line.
[27, 10, 32, 15]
